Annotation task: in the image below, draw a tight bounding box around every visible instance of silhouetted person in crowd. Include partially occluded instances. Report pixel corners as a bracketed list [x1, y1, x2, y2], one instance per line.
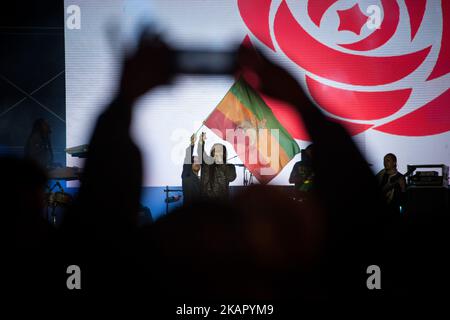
[198, 132, 236, 201]
[62, 33, 172, 242]
[236, 43, 388, 299]
[59, 33, 173, 294]
[24, 118, 53, 169]
[181, 133, 201, 205]
[149, 185, 324, 300]
[5, 157, 60, 296]
[237, 46, 447, 302]
[4, 157, 52, 248]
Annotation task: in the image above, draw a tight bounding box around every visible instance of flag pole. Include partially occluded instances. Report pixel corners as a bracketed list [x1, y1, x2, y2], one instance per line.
[194, 122, 204, 135]
[195, 80, 235, 136]
[194, 101, 219, 136]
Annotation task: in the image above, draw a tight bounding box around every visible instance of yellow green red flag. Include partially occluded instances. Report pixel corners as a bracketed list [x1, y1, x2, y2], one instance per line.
[205, 78, 300, 183]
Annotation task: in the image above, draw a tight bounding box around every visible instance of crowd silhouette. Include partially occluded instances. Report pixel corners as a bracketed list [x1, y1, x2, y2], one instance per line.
[9, 32, 448, 307]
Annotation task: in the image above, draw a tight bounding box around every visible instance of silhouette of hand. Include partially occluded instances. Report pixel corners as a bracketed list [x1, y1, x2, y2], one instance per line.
[119, 32, 173, 104]
[200, 132, 206, 144]
[238, 44, 311, 111]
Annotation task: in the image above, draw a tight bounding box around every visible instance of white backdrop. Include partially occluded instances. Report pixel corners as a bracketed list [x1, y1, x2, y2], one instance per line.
[65, 0, 450, 187]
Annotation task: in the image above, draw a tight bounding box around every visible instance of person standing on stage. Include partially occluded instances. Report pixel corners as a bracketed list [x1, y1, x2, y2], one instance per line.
[24, 118, 54, 169]
[181, 134, 202, 205]
[376, 153, 406, 212]
[198, 132, 236, 201]
[289, 144, 315, 193]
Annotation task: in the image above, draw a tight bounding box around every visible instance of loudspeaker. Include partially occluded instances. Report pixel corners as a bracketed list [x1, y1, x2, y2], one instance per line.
[406, 187, 449, 219]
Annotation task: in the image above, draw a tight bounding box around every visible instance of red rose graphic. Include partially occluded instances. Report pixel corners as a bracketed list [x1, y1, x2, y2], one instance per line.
[238, 0, 450, 139]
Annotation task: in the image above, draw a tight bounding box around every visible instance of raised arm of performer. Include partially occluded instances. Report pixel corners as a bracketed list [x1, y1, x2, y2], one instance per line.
[198, 132, 214, 165]
[182, 134, 201, 205]
[182, 134, 196, 178]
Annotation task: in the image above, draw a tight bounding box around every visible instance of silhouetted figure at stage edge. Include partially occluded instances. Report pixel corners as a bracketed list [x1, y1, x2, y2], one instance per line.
[376, 153, 406, 215]
[290, 144, 315, 192]
[4, 157, 59, 295]
[24, 118, 54, 169]
[59, 34, 173, 293]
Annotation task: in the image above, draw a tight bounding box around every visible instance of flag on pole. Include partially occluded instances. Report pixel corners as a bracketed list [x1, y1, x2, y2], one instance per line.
[204, 78, 300, 184]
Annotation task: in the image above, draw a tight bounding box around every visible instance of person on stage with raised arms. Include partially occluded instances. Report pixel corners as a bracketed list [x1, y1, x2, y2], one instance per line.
[198, 132, 236, 201]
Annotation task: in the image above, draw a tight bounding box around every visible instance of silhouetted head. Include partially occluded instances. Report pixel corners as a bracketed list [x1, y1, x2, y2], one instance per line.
[301, 144, 314, 165]
[210, 143, 227, 164]
[150, 185, 325, 300]
[384, 153, 397, 170]
[31, 118, 51, 137]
